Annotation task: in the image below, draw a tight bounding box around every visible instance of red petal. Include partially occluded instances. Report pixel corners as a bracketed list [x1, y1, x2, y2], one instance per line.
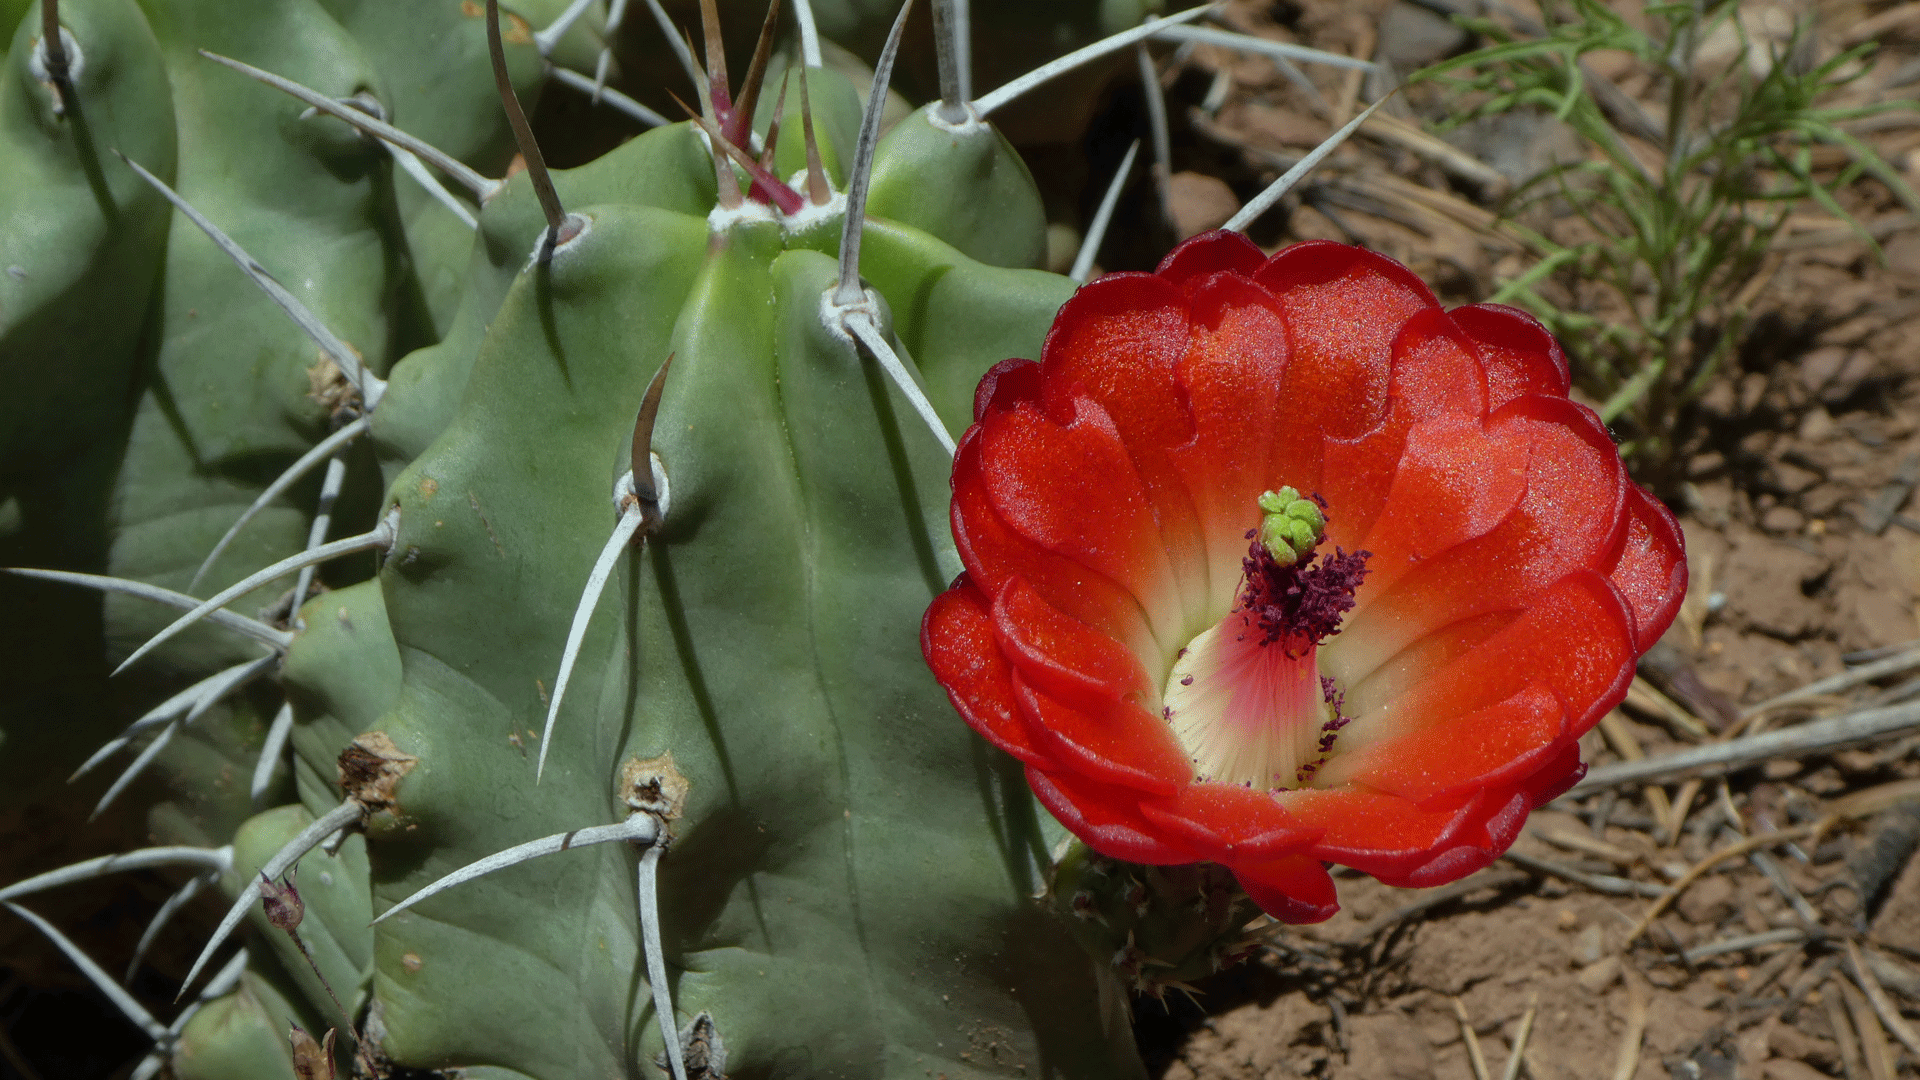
[1153, 229, 1268, 286]
[1335, 683, 1570, 803]
[1451, 303, 1570, 407]
[1039, 275, 1211, 613]
[1234, 855, 1338, 924]
[951, 429, 1156, 654]
[1011, 672, 1192, 794]
[1336, 608, 1519, 721]
[1252, 241, 1440, 484]
[922, 583, 1049, 767]
[1027, 767, 1203, 865]
[1134, 783, 1321, 861]
[1385, 789, 1530, 888]
[1166, 272, 1293, 587]
[1521, 741, 1587, 806]
[973, 358, 1043, 422]
[1340, 396, 1627, 676]
[1356, 570, 1636, 746]
[1345, 415, 1529, 601]
[1382, 308, 1489, 423]
[1317, 309, 1490, 549]
[991, 577, 1153, 710]
[1279, 787, 1481, 881]
[976, 395, 1184, 635]
[1605, 487, 1687, 651]
[1040, 273, 1192, 450]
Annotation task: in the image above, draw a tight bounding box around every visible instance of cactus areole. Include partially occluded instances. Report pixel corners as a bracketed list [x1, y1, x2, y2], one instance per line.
[923, 229, 1688, 923]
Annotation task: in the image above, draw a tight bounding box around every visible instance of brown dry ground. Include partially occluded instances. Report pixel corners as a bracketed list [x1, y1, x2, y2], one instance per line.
[1119, 1, 1920, 1078]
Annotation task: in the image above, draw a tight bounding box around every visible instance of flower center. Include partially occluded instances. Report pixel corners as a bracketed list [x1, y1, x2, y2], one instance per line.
[1162, 489, 1371, 790]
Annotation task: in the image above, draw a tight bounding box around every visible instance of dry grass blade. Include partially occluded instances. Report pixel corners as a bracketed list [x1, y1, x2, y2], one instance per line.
[1501, 850, 1666, 897]
[1453, 997, 1491, 1080]
[1624, 823, 1824, 945]
[1745, 646, 1920, 718]
[1847, 940, 1920, 1060]
[1610, 974, 1648, 1080]
[1840, 976, 1896, 1080]
[1569, 700, 1920, 794]
[1598, 711, 1674, 832]
[1502, 996, 1537, 1080]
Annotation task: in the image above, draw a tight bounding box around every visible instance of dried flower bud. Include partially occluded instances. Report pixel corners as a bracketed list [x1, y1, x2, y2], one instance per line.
[259, 868, 304, 933]
[289, 1023, 336, 1080]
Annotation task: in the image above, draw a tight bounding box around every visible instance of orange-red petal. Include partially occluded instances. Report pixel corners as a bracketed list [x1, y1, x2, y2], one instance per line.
[1234, 855, 1338, 923]
[1010, 672, 1192, 794]
[922, 583, 1048, 767]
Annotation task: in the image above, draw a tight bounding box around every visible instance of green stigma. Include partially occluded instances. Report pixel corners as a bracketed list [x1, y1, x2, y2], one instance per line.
[1256, 488, 1326, 567]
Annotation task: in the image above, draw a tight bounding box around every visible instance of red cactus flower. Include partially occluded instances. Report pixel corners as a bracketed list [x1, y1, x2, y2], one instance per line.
[922, 230, 1685, 923]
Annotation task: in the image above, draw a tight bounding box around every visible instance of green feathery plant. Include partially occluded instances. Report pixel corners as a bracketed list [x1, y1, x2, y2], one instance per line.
[1413, 0, 1919, 495]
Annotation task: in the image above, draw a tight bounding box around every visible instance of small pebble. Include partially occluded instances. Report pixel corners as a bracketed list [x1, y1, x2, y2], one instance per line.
[1573, 922, 1604, 965]
[1576, 955, 1622, 993]
[1761, 505, 1805, 534]
[1556, 909, 1579, 931]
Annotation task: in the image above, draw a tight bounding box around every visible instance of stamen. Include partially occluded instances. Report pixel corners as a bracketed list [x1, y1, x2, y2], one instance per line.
[1161, 491, 1371, 791]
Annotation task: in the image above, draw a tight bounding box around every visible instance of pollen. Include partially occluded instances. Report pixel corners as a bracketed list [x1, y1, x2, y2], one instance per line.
[1160, 492, 1370, 790]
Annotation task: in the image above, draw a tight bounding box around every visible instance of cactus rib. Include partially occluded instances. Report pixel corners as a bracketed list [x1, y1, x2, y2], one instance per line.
[113, 507, 399, 677]
[113, 152, 385, 407]
[0, 845, 232, 902]
[1071, 138, 1140, 284]
[188, 413, 371, 591]
[1224, 96, 1389, 232]
[179, 799, 363, 998]
[4, 570, 292, 652]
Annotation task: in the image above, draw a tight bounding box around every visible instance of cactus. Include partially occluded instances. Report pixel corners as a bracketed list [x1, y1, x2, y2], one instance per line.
[2, 1, 1405, 1077]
